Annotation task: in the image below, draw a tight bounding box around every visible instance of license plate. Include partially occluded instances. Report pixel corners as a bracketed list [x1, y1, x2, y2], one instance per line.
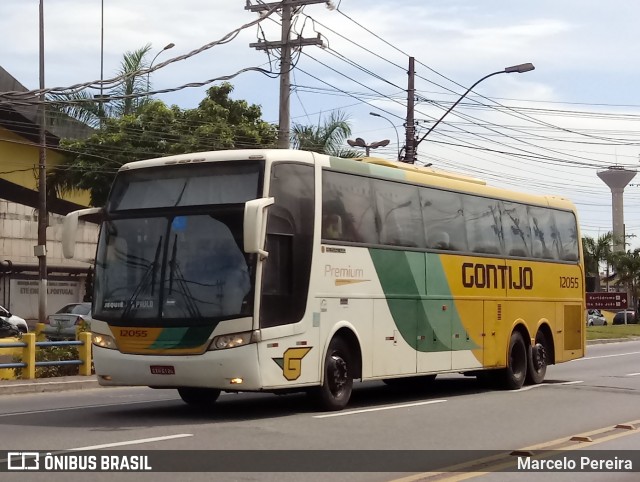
[150, 365, 175, 375]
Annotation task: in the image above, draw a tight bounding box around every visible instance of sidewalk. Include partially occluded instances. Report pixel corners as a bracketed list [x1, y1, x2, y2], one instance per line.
[1, 338, 637, 396]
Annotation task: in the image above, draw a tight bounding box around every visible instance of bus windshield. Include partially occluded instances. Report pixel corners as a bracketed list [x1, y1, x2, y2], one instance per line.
[93, 161, 263, 324]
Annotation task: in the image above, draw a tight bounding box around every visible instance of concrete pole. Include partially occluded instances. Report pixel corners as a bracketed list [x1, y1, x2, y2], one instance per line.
[37, 0, 48, 324]
[277, 0, 292, 149]
[404, 57, 416, 163]
[597, 167, 636, 252]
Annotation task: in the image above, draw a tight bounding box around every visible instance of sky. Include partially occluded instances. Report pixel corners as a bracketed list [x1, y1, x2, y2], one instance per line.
[2, 0, 640, 248]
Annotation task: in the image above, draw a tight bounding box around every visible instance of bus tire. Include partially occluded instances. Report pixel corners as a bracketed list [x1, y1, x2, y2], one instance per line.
[311, 337, 353, 411]
[501, 331, 527, 390]
[525, 331, 547, 385]
[177, 387, 221, 406]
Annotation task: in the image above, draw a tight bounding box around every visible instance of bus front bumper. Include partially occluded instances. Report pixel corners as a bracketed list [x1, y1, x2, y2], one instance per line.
[93, 343, 263, 391]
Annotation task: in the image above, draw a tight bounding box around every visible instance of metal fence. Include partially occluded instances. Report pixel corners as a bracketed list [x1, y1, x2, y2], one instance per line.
[0, 332, 92, 379]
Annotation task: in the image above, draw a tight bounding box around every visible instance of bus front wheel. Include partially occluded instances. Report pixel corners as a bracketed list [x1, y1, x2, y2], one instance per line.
[311, 337, 353, 411]
[177, 387, 221, 407]
[501, 331, 527, 390]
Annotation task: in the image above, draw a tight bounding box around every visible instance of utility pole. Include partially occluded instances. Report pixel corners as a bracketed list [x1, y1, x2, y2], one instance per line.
[246, 0, 326, 148]
[403, 57, 416, 163]
[37, 0, 48, 324]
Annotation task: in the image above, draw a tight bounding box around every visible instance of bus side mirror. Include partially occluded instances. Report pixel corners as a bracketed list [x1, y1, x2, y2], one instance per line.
[244, 197, 274, 259]
[62, 207, 103, 259]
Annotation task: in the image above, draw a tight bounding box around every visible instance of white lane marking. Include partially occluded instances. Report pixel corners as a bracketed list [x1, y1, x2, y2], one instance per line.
[0, 434, 194, 463]
[573, 351, 640, 362]
[0, 398, 178, 418]
[509, 380, 583, 392]
[508, 384, 546, 392]
[626, 372, 640, 377]
[70, 434, 193, 451]
[313, 399, 446, 418]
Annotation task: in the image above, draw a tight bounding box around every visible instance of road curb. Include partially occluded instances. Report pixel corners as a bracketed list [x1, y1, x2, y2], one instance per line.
[0, 376, 99, 395]
[587, 337, 640, 345]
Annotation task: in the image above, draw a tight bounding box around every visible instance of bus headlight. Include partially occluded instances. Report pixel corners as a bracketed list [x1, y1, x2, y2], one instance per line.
[210, 331, 256, 350]
[92, 333, 118, 350]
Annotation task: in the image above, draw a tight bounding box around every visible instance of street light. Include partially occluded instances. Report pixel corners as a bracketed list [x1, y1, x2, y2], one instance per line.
[370, 112, 401, 161]
[347, 137, 390, 157]
[147, 42, 175, 96]
[415, 62, 535, 149]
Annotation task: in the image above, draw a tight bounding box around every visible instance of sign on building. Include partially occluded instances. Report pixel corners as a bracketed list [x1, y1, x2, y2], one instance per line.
[9, 279, 81, 320]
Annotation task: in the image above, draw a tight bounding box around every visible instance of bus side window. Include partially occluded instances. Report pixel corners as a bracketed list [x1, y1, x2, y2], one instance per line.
[262, 232, 293, 295]
[261, 162, 314, 328]
[428, 231, 450, 250]
[322, 213, 343, 240]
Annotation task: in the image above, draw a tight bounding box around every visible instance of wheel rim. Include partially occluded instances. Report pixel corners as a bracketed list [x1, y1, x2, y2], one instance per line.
[531, 342, 546, 372]
[328, 353, 348, 398]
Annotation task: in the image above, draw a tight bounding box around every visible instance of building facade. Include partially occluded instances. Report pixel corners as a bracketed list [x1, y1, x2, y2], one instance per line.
[0, 66, 98, 322]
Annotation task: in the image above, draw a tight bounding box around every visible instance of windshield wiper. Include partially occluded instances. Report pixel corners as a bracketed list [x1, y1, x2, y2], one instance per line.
[167, 234, 201, 319]
[122, 236, 162, 318]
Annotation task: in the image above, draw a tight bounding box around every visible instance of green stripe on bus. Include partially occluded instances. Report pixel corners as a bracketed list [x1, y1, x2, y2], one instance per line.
[149, 325, 213, 349]
[369, 249, 478, 352]
[328, 157, 372, 175]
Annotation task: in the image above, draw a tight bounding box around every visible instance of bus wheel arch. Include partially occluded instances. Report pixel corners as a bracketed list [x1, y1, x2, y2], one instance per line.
[310, 326, 362, 411]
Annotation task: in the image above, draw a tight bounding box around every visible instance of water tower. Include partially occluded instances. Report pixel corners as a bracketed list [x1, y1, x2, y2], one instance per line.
[597, 166, 636, 252]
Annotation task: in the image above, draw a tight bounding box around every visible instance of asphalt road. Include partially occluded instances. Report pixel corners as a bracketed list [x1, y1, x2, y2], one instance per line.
[1, 339, 639, 482]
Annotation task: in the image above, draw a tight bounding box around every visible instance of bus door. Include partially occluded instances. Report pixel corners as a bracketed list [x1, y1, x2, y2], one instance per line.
[417, 299, 452, 373]
[372, 300, 417, 377]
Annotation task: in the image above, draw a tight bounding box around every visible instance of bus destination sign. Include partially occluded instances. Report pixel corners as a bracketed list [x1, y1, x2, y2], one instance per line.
[586, 292, 628, 309]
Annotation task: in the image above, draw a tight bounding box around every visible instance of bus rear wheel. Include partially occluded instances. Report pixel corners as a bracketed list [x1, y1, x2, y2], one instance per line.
[525, 331, 547, 385]
[310, 337, 353, 411]
[501, 331, 527, 390]
[177, 387, 221, 407]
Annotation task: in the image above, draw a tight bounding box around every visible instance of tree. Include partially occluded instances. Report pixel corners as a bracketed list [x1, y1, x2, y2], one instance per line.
[609, 248, 640, 317]
[48, 44, 154, 128]
[582, 232, 613, 292]
[48, 83, 277, 206]
[291, 111, 360, 157]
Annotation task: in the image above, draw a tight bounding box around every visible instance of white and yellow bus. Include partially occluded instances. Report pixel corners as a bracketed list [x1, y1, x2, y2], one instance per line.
[63, 149, 585, 411]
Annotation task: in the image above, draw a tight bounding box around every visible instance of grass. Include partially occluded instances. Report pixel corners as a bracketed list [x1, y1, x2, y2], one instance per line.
[587, 324, 640, 340]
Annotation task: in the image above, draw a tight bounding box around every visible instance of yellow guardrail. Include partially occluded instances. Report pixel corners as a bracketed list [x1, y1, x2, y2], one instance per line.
[0, 329, 92, 380]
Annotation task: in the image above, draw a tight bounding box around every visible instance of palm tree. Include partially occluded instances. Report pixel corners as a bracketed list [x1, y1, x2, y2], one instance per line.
[109, 44, 153, 118]
[48, 44, 154, 128]
[291, 111, 360, 157]
[609, 248, 640, 317]
[582, 232, 613, 291]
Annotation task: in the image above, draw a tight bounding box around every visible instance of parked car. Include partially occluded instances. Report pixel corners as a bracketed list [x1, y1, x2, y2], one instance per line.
[587, 309, 607, 326]
[0, 318, 21, 338]
[0, 305, 28, 333]
[612, 310, 638, 325]
[42, 302, 92, 340]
